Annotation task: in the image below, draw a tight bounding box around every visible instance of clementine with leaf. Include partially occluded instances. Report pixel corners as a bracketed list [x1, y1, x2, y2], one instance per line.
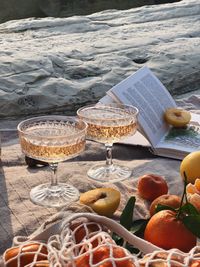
[144, 210, 197, 252]
[149, 194, 181, 216]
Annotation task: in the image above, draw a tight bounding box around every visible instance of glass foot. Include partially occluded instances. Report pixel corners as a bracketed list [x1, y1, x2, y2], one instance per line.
[87, 163, 132, 183]
[30, 183, 79, 207]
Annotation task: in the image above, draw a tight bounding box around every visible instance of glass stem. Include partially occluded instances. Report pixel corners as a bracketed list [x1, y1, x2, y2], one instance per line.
[49, 163, 58, 187]
[105, 144, 113, 167]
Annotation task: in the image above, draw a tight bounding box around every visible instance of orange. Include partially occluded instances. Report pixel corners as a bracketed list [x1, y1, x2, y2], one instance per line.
[149, 194, 181, 216]
[195, 179, 200, 191]
[190, 261, 200, 267]
[144, 210, 197, 252]
[31, 261, 49, 267]
[67, 245, 135, 267]
[180, 151, 200, 183]
[187, 193, 200, 213]
[4, 242, 48, 267]
[187, 183, 198, 194]
[70, 222, 100, 244]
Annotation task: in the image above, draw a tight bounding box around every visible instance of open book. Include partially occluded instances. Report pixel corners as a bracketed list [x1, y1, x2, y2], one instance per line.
[99, 66, 200, 160]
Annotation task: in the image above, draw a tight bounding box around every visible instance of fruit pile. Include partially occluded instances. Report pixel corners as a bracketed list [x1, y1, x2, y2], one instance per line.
[3, 147, 200, 266]
[3, 215, 139, 267]
[136, 173, 197, 252]
[134, 150, 200, 254]
[3, 213, 200, 267]
[75, 150, 200, 255]
[52, 221, 136, 267]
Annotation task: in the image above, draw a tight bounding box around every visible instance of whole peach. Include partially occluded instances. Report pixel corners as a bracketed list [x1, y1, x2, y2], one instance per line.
[137, 174, 168, 201]
[149, 194, 181, 216]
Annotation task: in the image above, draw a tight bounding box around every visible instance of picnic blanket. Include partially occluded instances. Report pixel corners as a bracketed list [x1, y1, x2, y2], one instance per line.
[0, 94, 199, 255]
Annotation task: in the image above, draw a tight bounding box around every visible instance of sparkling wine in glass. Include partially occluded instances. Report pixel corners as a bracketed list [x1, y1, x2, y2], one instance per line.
[17, 115, 87, 207]
[77, 103, 138, 182]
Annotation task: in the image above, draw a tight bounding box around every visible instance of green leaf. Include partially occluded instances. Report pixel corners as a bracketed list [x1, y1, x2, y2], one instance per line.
[120, 196, 135, 230]
[125, 243, 140, 255]
[112, 233, 140, 254]
[182, 214, 200, 238]
[112, 232, 123, 246]
[155, 204, 176, 213]
[130, 219, 149, 238]
[130, 219, 147, 233]
[180, 202, 199, 215]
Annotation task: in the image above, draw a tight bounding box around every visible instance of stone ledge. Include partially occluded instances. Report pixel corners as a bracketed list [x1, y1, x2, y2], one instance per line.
[0, 0, 199, 118]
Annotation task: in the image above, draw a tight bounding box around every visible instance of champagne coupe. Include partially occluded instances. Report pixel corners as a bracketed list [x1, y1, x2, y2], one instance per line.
[17, 115, 87, 207]
[77, 103, 138, 182]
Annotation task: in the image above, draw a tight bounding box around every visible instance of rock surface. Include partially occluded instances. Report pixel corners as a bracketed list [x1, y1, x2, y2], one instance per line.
[0, 0, 179, 24]
[0, 0, 199, 119]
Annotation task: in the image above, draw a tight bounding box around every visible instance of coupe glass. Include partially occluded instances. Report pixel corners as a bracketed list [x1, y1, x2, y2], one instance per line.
[17, 115, 87, 207]
[77, 103, 138, 182]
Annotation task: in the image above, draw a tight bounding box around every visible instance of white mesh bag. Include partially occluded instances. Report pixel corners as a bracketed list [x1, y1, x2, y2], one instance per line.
[47, 212, 159, 267]
[2, 212, 200, 267]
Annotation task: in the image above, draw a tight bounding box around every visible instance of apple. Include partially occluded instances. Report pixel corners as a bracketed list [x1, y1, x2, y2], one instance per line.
[164, 108, 191, 127]
[180, 151, 200, 183]
[137, 174, 168, 201]
[79, 188, 120, 217]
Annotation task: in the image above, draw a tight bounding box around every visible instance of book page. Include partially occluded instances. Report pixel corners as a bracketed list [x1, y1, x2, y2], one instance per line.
[107, 66, 177, 147]
[98, 94, 117, 104]
[118, 131, 150, 147]
[156, 113, 200, 152]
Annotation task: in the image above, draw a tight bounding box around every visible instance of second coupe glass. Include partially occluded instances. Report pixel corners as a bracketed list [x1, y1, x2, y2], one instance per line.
[77, 103, 138, 182]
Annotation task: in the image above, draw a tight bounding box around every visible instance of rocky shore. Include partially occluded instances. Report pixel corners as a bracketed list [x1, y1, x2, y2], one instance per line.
[0, 0, 180, 24]
[0, 0, 199, 119]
